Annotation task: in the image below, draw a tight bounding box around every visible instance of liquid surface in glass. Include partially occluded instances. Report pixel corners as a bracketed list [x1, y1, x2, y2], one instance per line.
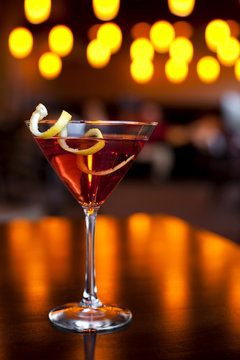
[36, 134, 146, 207]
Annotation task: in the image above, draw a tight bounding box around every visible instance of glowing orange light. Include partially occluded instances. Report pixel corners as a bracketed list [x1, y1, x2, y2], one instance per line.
[88, 24, 101, 40]
[217, 37, 240, 66]
[128, 214, 191, 332]
[8, 27, 33, 59]
[128, 213, 152, 255]
[131, 22, 151, 39]
[8, 220, 49, 312]
[24, 0, 51, 24]
[97, 22, 122, 54]
[197, 56, 220, 83]
[227, 265, 240, 334]
[95, 216, 119, 303]
[151, 215, 190, 324]
[38, 217, 71, 281]
[234, 59, 240, 81]
[128, 213, 152, 240]
[92, 0, 120, 21]
[130, 37, 154, 60]
[87, 39, 111, 68]
[130, 59, 154, 84]
[8, 220, 33, 251]
[169, 36, 193, 63]
[197, 230, 230, 285]
[38, 52, 62, 79]
[173, 21, 193, 38]
[165, 58, 188, 83]
[205, 19, 231, 52]
[150, 21, 175, 53]
[168, 0, 195, 17]
[38, 217, 70, 259]
[87, 155, 93, 184]
[48, 25, 74, 57]
[226, 19, 240, 38]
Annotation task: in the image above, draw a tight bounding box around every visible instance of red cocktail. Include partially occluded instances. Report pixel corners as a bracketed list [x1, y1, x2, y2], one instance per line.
[27, 106, 157, 333]
[36, 135, 145, 207]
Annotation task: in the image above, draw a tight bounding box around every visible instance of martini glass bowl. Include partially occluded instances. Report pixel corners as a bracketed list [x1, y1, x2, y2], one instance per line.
[26, 119, 157, 333]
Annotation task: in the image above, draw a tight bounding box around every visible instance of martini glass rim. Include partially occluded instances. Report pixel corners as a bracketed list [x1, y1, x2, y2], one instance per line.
[25, 119, 158, 126]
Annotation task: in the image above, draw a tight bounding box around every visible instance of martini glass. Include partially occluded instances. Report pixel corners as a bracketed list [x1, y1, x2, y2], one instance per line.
[26, 119, 157, 333]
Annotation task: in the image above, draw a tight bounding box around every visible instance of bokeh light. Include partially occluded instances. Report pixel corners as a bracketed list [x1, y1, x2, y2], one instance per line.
[88, 24, 101, 40]
[173, 21, 193, 38]
[8, 27, 33, 59]
[130, 38, 154, 60]
[48, 25, 74, 57]
[234, 58, 240, 81]
[131, 22, 151, 39]
[92, 0, 120, 21]
[197, 56, 220, 83]
[168, 0, 196, 17]
[165, 58, 188, 83]
[205, 19, 231, 52]
[38, 52, 62, 79]
[150, 21, 175, 53]
[130, 59, 154, 83]
[169, 37, 194, 63]
[128, 213, 152, 244]
[226, 19, 240, 38]
[24, 0, 51, 24]
[97, 22, 122, 54]
[87, 39, 111, 68]
[217, 37, 240, 66]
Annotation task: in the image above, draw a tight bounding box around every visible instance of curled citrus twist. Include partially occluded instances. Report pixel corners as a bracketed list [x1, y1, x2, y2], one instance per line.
[76, 154, 134, 176]
[58, 127, 105, 155]
[29, 104, 105, 154]
[29, 104, 72, 139]
[29, 104, 134, 175]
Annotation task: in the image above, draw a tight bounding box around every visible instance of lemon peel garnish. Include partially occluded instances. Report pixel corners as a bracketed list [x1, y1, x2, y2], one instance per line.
[59, 125, 134, 175]
[29, 104, 72, 139]
[29, 104, 105, 155]
[58, 128, 105, 155]
[76, 154, 135, 176]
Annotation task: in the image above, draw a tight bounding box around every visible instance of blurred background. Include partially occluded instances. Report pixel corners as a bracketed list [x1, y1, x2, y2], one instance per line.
[1, 0, 240, 241]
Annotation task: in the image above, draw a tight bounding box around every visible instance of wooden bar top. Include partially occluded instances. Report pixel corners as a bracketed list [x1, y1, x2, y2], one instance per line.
[0, 214, 240, 359]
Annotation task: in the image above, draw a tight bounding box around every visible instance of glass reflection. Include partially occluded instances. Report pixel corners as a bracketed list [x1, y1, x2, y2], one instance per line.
[38, 216, 71, 282]
[227, 265, 240, 334]
[7, 217, 71, 313]
[195, 230, 240, 339]
[95, 215, 119, 303]
[4, 214, 240, 356]
[196, 230, 230, 286]
[128, 214, 190, 332]
[151, 215, 190, 331]
[128, 213, 152, 256]
[8, 219, 49, 312]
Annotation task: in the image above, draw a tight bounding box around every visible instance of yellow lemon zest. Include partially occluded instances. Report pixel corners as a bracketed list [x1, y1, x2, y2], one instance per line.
[29, 104, 105, 155]
[29, 103, 72, 139]
[76, 154, 135, 176]
[58, 128, 105, 155]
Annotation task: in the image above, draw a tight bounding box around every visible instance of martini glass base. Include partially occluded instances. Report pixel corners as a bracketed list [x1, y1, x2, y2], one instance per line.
[49, 302, 132, 333]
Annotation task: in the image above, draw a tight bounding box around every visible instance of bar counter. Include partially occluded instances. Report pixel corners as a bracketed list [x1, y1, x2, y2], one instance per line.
[1, 214, 240, 359]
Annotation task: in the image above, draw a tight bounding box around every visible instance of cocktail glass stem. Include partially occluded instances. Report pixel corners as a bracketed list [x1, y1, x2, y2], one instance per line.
[48, 202, 132, 333]
[81, 207, 102, 308]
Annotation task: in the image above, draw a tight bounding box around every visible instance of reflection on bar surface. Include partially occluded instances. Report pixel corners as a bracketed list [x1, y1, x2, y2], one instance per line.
[1, 214, 240, 358]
